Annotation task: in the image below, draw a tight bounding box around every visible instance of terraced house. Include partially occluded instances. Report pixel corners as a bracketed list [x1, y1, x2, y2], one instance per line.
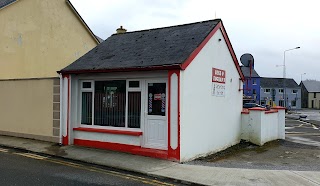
[0, 0, 99, 142]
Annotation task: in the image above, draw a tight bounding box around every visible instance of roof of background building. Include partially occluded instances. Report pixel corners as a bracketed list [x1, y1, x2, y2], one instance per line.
[302, 80, 320, 92]
[0, 0, 16, 9]
[60, 19, 222, 72]
[95, 35, 104, 43]
[260, 77, 299, 88]
[240, 66, 260, 78]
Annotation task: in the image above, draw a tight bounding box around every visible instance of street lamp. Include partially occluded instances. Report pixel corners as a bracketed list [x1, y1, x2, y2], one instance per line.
[283, 47, 300, 108]
[301, 73, 306, 83]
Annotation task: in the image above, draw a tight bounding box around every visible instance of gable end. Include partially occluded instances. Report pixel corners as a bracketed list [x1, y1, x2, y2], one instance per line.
[181, 21, 244, 81]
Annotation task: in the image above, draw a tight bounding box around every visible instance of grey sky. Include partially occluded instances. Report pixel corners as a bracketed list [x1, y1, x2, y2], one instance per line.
[70, 0, 320, 83]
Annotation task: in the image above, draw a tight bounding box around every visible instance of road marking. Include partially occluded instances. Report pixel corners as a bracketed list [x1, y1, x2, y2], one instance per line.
[8, 151, 175, 185]
[312, 124, 319, 130]
[286, 133, 320, 136]
[14, 153, 48, 160]
[0, 148, 8, 153]
[43, 159, 174, 186]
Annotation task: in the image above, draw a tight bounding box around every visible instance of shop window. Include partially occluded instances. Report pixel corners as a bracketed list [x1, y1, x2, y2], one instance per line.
[81, 92, 92, 125]
[80, 80, 141, 129]
[94, 81, 126, 127]
[128, 92, 141, 128]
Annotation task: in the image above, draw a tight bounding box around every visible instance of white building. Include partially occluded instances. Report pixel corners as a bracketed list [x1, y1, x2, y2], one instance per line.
[59, 19, 245, 162]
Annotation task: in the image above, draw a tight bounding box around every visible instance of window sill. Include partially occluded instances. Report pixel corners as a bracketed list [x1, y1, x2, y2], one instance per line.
[73, 127, 143, 136]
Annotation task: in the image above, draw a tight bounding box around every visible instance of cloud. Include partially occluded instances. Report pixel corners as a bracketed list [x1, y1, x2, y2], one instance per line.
[70, 0, 320, 82]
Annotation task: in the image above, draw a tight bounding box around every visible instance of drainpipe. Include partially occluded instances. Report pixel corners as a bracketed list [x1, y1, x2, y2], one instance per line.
[59, 73, 63, 145]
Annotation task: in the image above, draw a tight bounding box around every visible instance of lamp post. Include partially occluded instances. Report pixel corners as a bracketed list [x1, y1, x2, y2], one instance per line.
[283, 47, 300, 108]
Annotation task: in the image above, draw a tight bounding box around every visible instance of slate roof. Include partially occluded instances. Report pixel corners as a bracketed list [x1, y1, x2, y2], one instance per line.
[95, 35, 104, 43]
[0, 0, 16, 9]
[60, 19, 221, 73]
[260, 77, 299, 88]
[240, 66, 260, 78]
[302, 80, 320, 92]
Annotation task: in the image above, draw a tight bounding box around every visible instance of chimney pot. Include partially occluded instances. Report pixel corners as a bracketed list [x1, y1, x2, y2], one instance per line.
[116, 26, 127, 34]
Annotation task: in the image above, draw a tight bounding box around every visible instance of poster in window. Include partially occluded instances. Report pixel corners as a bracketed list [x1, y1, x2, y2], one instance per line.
[148, 83, 166, 116]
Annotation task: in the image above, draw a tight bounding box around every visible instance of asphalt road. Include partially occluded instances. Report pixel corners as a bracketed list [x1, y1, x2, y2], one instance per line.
[0, 148, 179, 186]
[285, 118, 320, 147]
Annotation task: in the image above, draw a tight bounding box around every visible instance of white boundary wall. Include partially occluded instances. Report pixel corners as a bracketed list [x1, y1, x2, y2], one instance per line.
[241, 108, 285, 145]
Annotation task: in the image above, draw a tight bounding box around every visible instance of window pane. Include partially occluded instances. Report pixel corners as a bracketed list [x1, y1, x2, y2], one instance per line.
[82, 82, 91, 88]
[148, 83, 166, 116]
[128, 92, 141, 128]
[81, 92, 92, 125]
[129, 81, 140, 88]
[94, 80, 126, 127]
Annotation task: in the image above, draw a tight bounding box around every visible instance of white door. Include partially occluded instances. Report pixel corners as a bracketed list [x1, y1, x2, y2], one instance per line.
[143, 80, 168, 150]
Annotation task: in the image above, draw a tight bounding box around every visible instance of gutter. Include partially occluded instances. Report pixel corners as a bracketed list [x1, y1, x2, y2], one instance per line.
[57, 64, 182, 75]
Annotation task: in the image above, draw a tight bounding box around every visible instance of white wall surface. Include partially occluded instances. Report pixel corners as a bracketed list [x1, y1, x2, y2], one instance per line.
[180, 29, 243, 161]
[261, 112, 278, 144]
[241, 109, 284, 146]
[240, 114, 250, 140]
[73, 131, 141, 146]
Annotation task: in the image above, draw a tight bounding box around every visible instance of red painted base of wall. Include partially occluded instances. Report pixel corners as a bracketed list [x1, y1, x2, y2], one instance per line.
[74, 139, 169, 160]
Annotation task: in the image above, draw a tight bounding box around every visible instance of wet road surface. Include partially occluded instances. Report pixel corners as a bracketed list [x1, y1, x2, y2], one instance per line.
[286, 118, 320, 147]
[0, 147, 181, 186]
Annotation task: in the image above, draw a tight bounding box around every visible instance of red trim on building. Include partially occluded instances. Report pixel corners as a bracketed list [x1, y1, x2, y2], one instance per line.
[74, 139, 168, 159]
[181, 22, 221, 70]
[58, 65, 181, 75]
[62, 75, 70, 145]
[73, 127, 142, 136]
[248, 107, 266, 111]
[271, 106, 286, 110]
[241, 109, 249, 114]
[220, 22, 245, 81]
[180, 21, 244, 81]
[168, 70, 181, 161]
[265, 110, 278, 114]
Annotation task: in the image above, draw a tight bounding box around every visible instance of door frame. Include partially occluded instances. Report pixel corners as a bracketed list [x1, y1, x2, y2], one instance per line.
[142, 79, 168, 150]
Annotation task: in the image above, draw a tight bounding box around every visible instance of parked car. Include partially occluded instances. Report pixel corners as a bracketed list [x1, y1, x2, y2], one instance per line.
[243, 103, 264, 108]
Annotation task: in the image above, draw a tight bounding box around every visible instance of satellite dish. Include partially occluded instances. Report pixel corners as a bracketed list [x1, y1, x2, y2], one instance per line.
[240, 53, 254, 67]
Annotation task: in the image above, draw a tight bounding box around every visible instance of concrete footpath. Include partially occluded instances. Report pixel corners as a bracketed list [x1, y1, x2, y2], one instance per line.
[0, 135, 319, 186]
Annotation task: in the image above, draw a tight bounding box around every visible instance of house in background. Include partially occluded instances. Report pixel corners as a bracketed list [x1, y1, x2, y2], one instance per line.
[59, 19, 245, 162]
[260, 78, 301, 109]
[0, 0, 99, 142]
[301, 80, 320, 109]
[240, 66, 261, 104]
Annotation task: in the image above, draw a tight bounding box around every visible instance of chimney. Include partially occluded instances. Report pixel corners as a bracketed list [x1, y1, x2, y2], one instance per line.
[116, 26, 127, 34]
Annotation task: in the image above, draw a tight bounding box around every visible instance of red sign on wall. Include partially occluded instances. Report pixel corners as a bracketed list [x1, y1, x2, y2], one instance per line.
[212, 68, 226, 84]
